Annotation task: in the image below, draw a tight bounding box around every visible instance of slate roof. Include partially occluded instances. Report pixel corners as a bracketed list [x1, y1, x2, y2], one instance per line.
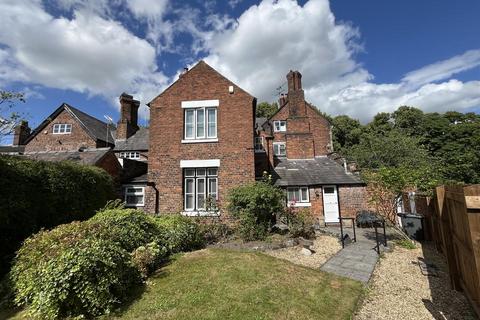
[25, 103, 115, 145]
[255, 117, 267, 128]
[273, 157, 363, 186]
[128, 173, 148, 183]
[0, 145, 25, 154]
[22, 148, 112, 166]
[114, 127, 149, 151]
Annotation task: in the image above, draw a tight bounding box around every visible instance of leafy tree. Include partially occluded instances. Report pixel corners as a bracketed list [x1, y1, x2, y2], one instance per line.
[331, 115, 362, 151]
[0, 90, 25, 139]
[392, 106, 425, 136]
[364, 112, 392, 135]
[256, 101, 278, 118]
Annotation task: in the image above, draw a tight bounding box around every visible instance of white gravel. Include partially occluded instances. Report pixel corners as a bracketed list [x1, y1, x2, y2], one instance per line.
[264, 234, 341, 269]
[355, 242, 476, 320]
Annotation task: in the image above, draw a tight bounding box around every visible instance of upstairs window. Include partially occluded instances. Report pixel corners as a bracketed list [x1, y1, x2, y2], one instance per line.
[184, 168, 218, 211]
[287, 187, 309, 203]
[184, 107, 217, 140]
[273, 142, 286, 157]
[124, 186, 145, 207]
[119, 152, 140, 160]
[273, 120, 286, 132]
[254, 136, 264, 152]
[53, 123, 72, 134]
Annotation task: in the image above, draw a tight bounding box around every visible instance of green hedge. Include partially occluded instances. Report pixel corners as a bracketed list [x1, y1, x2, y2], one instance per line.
[10, 210, 205, 318]
[0, 155, 114, 273]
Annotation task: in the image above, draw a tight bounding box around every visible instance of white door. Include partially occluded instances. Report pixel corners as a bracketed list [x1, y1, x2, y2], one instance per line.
[323, 185, 339, 223]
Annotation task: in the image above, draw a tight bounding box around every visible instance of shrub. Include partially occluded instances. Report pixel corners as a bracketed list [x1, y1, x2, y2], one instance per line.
[228, 182, 285, 241]
[0, 155, 114, 273]
[131, 242, 168, 279]
[281, 208, 315, 239]
[200, 220, 234, 244]
[90, 209, 166, 252]
[11, 222, 140, 319]
[153, 215, 205, 253]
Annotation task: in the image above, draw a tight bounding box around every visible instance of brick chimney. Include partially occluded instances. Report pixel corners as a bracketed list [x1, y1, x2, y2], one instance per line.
[278, 93, 287, 107]
[13, 121, 30, 146]
[286, 70, 306, 117]
[116, 93, 140, 140]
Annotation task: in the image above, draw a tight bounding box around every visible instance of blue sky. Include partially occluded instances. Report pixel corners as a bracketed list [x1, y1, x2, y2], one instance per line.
[1, 0, 479, 143]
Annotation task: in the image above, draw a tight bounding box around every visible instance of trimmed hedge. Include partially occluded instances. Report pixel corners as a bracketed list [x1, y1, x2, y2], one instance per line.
[0, 155, 114, 273]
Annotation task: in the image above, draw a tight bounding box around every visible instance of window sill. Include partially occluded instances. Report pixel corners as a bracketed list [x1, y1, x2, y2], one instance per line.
[182, 138, 218, 144]
[255, 150, 266, 153]
[287, 202, 311, 207]
[125, 204, 145, 208]
[182, 211, 220, 217]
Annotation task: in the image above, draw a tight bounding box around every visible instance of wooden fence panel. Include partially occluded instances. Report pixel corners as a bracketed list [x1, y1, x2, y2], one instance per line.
[431, 185, 480, 316]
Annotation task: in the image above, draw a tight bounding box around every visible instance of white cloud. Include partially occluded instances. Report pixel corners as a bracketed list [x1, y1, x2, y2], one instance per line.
[402, 49, 480, 86]
[200, 0, 480, 122]
[0, 0, 168, 116]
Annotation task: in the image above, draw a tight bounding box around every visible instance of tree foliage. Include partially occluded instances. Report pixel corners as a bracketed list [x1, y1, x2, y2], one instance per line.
[0, 90, 26, 139]
[256, 101, 278, 119]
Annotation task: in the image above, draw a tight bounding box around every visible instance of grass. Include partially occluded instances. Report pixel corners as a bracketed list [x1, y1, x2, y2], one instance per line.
[1, 249, 363, 320]
[395, 239, 417, 250]
[106, 249, 363, 320]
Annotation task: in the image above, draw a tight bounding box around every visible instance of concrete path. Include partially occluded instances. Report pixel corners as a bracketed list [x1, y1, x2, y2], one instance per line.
[319, 226, 393, 283]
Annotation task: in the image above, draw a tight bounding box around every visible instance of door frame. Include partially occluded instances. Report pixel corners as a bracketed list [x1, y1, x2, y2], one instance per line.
[323, 185, 340, 223]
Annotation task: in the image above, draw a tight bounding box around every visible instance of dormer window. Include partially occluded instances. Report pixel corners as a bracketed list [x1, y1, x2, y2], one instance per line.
[273, 120, 286, 132]
[53, 124, 72, 134]
[182, 100, 218, 143]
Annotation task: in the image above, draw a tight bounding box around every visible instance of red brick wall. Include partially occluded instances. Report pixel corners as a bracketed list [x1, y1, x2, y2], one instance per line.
[306, 105, 332, 155]
[97, 152, 122, 181]
[338, 185, 368, 218]
[25, 109, 97, 152]
[146, 61, 256, 214]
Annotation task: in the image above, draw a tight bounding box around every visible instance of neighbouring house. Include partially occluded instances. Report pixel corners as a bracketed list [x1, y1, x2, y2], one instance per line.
[0, 60, 368, 224]
[254, 70, 367, 224]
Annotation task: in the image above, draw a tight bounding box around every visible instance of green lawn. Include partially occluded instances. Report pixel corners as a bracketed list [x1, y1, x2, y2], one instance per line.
[2, 249, 363, 320]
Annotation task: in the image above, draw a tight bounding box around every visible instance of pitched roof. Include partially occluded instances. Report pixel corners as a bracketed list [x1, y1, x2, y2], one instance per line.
[25, 103, 115, 145]
[22, 148, 112, 165]
[273, 157, 363, 186]
[113, 127, 149, 151]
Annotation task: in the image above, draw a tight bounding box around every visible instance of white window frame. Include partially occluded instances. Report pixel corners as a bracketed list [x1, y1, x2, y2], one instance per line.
[119, 152, 140, 160]
[52, 123, 72, 134]
[287, 186, 311, 207]
[273, 142, 286, 157]
[183, 167, 218, 214]
[182, 100, 218, 142]
[124, 185, 145, 207]
[254, 136, 265, 152]
[273, 120, 286, 132]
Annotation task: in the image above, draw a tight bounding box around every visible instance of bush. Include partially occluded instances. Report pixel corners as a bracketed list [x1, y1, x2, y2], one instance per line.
[11, 222, 140, 319]
[131, 242, 167, 278]
[90, 209, 166, 252]
[228, 182, 285, 241]
[199, 220, 234, 244]
[153, 215, 205, 253]
[281, 208, 315, 239]
[0, 156, 114, 273]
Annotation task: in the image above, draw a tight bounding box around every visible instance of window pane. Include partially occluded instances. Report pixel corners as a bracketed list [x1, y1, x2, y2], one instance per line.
[196, 168, 206, 176]
[185, 194, 194, 210]
[185, 110, 194, 138]
[207, 168, 217, 176]
[197, 178, 205, 193]
[65, 124, 72, 132]
[185, 179, 194, 193]
[126, 195, 143, 205]
[207, 108, 216, 137]
[301, 188, 308, 202]
[287, 190, 294, 202]
[208, 178, 217, 195]
[185, 169, 195, 177]
[324, 187, 335, 194]
[280, 144, 286, 155]
[196, 108, 205, 138]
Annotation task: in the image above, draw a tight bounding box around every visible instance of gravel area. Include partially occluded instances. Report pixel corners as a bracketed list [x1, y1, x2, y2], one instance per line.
[264, 234, 341, 269]
[355, 242, 477, 320]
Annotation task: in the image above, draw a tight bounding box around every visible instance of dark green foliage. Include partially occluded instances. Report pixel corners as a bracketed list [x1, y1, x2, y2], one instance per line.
[131, 242, 167, 279]
[10, 222, 141, 319]
[331, 115, 362, 152]
[228, 182, 285, 241]
[280, 208, 315, 238]
[153, 215, 205, 253]
[256, 101, 278, 118]
[0, 156, 114, 273]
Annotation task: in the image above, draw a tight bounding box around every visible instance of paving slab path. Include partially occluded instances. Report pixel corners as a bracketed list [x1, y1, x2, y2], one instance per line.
[319, 226, 394, 283]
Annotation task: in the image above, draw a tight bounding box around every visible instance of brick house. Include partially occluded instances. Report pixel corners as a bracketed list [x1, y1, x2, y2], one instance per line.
[255, 70, 367, 224]
[145, 61, 256, 214]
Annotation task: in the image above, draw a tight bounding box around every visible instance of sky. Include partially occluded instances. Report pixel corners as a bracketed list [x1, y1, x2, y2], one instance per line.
[1, 0, 479, 142]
